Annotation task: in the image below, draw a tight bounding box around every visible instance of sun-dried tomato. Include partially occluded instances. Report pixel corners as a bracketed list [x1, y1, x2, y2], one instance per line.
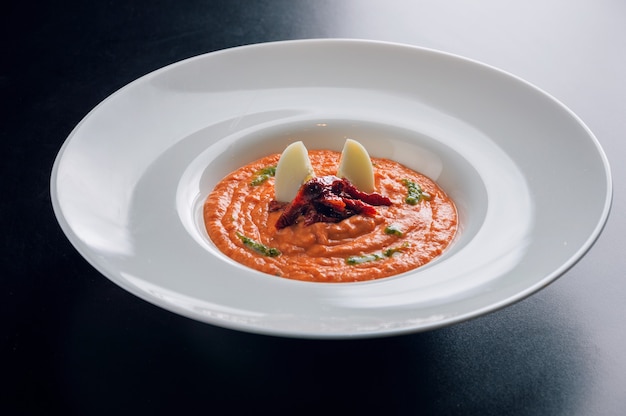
[273, 176, 391, 229]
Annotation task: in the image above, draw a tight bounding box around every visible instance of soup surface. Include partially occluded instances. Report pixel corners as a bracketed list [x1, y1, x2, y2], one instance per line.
[204, 149, 457, 282]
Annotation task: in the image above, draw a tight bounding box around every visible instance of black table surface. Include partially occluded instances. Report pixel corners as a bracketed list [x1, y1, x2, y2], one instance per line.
[3, 1, 625, 415]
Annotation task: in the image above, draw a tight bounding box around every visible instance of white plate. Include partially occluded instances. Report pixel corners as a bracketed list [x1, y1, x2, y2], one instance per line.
[51, 39, 612, 338]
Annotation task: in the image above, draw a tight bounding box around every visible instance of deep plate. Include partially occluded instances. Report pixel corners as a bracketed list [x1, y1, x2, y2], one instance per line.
[51, 39, 612, 338]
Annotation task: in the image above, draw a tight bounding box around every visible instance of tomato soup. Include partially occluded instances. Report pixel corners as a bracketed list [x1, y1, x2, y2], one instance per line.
[204, 150, 457, 282]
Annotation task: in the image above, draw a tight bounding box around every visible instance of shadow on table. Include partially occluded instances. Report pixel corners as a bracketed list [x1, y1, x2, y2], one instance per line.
[53, 285, 589, 416]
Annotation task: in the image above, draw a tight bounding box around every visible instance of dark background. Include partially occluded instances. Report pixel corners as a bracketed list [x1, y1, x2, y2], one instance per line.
[3, 1, 625, 415]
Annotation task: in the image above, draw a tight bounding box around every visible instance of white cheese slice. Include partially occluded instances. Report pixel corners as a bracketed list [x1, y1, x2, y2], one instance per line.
[337, 138, 375, 193]
[274, 141, 315, 202]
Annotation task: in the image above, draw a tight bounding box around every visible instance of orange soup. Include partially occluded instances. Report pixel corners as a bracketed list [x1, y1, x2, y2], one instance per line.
[204, 149, 457, 282]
